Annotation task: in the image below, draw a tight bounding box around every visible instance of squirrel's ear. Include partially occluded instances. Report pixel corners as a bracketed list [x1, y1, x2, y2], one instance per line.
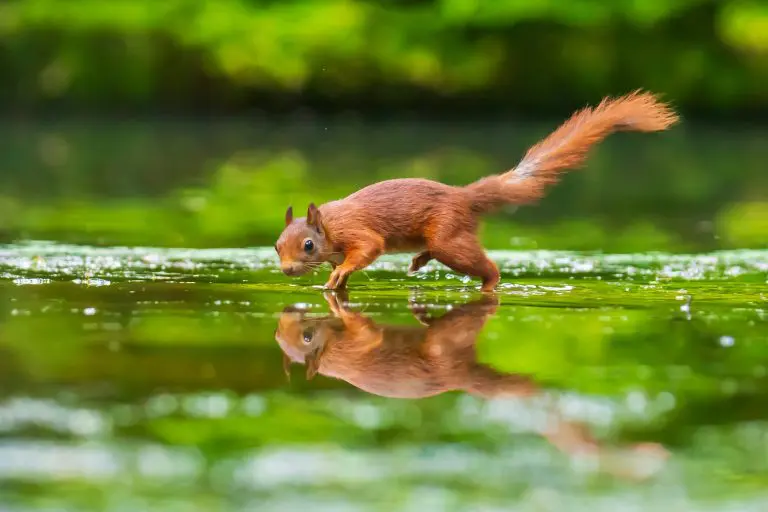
[285, 206, 293, 226]
[307, 203, 323, 232]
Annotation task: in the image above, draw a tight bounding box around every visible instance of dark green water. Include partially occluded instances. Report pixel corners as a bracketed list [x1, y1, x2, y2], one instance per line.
[1, 119, 766, 251]
[1, 242, 766, 511]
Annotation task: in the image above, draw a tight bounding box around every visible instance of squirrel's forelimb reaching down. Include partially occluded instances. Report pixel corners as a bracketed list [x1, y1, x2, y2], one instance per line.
[275, 90, 679, 291]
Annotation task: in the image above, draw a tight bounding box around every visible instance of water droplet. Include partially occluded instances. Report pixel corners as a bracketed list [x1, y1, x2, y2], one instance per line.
[719, 335, 735, 347]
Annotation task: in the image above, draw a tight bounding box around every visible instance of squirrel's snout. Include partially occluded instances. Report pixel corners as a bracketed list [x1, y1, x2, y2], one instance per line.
[281, 263, 304, 276]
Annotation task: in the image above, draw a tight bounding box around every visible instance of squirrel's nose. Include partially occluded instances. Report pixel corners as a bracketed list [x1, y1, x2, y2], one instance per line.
[281, 263, 300, 276]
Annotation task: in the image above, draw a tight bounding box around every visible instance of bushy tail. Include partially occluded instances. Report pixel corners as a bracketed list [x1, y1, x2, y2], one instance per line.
[466, 90, 679, 213]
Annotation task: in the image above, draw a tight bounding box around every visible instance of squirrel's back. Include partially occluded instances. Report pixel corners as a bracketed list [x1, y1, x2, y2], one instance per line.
[321, 178, 467, 250]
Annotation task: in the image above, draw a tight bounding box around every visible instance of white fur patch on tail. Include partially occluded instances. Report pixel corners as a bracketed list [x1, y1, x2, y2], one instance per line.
[507, 161, 537, 182]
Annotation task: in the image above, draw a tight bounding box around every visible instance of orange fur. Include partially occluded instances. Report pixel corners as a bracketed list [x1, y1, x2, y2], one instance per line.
[274, 292, 670, 478]
[275, 91, 679, 291]
[275, 293, 534, 398]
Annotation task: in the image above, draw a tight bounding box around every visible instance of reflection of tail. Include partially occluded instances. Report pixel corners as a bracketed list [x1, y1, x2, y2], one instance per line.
[465, 364, 536, 398]
[466, 91, 679, 212]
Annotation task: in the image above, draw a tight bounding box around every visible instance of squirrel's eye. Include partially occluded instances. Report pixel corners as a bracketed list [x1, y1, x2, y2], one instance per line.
[303, 239, 314, 252]
[302, 329, 313, 344]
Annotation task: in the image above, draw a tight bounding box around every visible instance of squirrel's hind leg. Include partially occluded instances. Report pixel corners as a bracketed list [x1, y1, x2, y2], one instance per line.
[427, 234, 500, 292]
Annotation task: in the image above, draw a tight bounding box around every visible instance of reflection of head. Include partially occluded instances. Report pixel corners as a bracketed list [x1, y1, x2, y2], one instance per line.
[274, 307, 313, 362]
[274, 306, 336, 380]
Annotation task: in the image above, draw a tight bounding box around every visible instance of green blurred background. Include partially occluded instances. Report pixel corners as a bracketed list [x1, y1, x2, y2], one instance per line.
[2, 0, 768, 116]
[0, 0, 766, 252]
[2, 3, 768, 510]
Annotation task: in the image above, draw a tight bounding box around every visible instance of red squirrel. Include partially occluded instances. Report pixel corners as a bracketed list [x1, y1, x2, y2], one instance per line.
[275, 91, 679, 291]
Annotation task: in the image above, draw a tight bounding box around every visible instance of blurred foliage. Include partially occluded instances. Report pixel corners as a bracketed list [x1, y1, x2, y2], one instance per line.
[1, 0, 768, 113]
[716, 202, 768, 248]
[0, 121, 765, 251]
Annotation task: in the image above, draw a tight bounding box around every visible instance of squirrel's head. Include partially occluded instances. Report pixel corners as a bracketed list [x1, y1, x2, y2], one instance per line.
[274, 203, 334, 276]
[274, 306, 336, 380]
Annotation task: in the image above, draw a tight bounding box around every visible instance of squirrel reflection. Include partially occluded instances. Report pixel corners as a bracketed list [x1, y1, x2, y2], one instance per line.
[276, 292, 534, 399]
[275, 292, 669, 481]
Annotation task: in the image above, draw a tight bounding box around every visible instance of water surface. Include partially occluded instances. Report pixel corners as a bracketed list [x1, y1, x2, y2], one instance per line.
[1, 242, 766, 511]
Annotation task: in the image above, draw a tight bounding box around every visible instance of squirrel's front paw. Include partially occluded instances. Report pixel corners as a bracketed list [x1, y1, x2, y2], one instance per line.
[323, 271, 346, 290]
